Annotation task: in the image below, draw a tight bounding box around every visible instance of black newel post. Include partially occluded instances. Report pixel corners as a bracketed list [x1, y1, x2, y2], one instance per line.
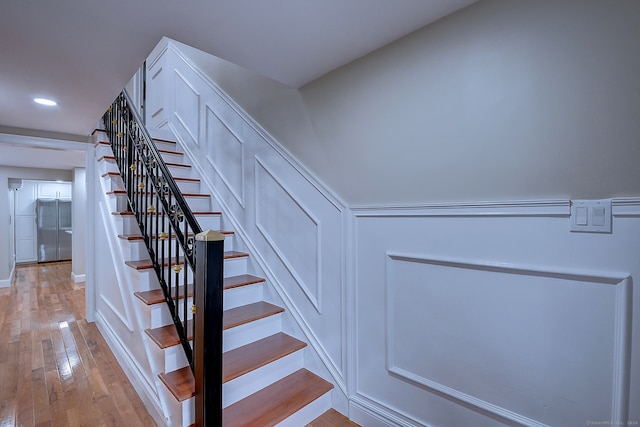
[194, 230, 225, 427]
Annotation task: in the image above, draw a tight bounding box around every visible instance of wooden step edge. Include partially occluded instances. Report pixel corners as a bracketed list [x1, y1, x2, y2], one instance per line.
[96, 141, 184, 156]
[223, 369, 333, 427]
[158, 366, 194, 402]
[145, 300, 282, 349]
[111, 210, 221, 216]
[125, 251, 248, 270]
[307, 409, 361, 426]
[224, 301, 284, 330]
[134, 284, 193, 305]
[224, 274, 266, 291]
[118, 230, 234, 241]
[98, 155, 116, 163]
[106, 189, 210, 198]
[223, 333, 306, 383]
[145, 319, 193, 349]
[101, 171, 200, 183]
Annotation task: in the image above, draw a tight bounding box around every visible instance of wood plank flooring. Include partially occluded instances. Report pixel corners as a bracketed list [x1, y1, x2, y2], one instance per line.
[0, 262, 156, 427]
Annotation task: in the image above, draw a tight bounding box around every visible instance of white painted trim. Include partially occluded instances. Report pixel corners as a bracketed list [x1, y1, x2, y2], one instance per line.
[94, 311, 166, 427]
[384, 252, 632, 427]
[71, 272, 86, 283]
[85, 143, 97, 322]
[0, 131, 90, 150]
[353, 199, 570, 217]
[99, 294, 134, 332]
[173, 68, 200, 145]
[0, 261, 16, 288]
[612, 197, 640, 217]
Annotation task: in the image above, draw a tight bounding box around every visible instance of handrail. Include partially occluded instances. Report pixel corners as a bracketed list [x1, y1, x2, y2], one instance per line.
[103, 90, 202, 366]
[103, 89, 224, 426]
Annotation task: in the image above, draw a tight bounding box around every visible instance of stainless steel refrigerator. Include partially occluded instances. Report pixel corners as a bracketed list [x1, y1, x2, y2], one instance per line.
[37, 199, 72, 262]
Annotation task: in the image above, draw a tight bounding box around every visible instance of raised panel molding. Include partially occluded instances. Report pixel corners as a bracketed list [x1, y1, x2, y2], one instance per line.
[205, 104, 245, 206]
[173, 69, 200, 145]
[385, 252, 632, 427]
[255, 157, 322, 312]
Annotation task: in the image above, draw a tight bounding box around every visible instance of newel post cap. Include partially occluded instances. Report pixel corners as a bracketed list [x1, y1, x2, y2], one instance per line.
[196, 229, 226, 242]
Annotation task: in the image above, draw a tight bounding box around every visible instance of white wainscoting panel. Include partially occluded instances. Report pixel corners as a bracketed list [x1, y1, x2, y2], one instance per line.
[173, 70, 200, 145]
[353, 205, 639, 427]
[255, 157, 321, 311]
[205, 104, 245, 206]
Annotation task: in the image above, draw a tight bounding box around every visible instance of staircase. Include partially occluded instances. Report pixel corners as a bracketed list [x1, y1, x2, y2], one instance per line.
[94, 129, 338, 426]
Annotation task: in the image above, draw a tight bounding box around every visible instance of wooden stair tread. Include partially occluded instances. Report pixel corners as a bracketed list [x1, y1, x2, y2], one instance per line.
[101, 171, 200, 183]
[145, 320, 193, 349]
[125, 251, 247, 270]
[107, 189, 209, 197]
[223, 333, 306, 383]
[133, 275, 263, 306]
[118, 230, 234, 241]
[111, 210, 221, 216]
[224, 301, 284, 330]
[158, 366, 194, 402]
[223, 369, 333, 427]
[99, 155, 190, 168]
[96, 140, 184, 156]
[134, 284, 193, 305]
[307, 409, 360, 426]
[145, 300, 284, 349]
[224, 274, 265, 290]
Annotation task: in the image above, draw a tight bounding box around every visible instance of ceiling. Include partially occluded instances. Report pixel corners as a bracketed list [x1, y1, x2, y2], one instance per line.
[0, 0, 475, 148]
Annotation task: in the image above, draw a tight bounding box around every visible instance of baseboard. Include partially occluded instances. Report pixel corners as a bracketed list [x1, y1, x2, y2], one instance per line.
[71, 272, 86, 283]
[94, 311, 167, 426]
[0, 261, 16, 288]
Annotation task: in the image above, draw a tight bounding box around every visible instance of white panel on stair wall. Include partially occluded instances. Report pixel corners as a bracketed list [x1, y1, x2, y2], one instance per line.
[205, 104, 245, 206]
[173, 69, 200, 146]
[255, 158, 320, 310]
[385, 254, 627, 426]
[354, 207, 640, 427]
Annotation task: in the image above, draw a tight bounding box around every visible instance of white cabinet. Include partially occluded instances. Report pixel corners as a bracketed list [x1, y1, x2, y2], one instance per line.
[15, 181, 38, 215]
[38, 181, 72, 199]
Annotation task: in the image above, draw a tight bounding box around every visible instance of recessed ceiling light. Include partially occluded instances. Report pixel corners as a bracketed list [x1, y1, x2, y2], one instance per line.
[34, 97, 57, 106]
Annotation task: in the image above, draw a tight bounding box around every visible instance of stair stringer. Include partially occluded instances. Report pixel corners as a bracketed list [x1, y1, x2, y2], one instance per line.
[92, 137, 180, 427]
[161, 121, 350, 415]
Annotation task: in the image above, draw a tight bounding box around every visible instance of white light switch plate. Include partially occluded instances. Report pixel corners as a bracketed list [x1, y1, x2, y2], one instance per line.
[570, 199, 612, 233]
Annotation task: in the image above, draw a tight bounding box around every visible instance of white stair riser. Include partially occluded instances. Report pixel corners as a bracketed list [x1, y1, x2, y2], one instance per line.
[175, 180, 200, 194]
[224, 256, 248, 278]
[112, 193, 211, 212]
[159, 151, 185, 164]
[118, 214, 222, 236]
[222, 350, 304, 408]
[164, 345, 190, 373]
[224, 283, 263, 310]
[223, 313, 283, 353]
[120, 239, 149, 261]
[167, 165, 193, 179]
[124, 233, 233, 257]
[152, 140, 178, 152]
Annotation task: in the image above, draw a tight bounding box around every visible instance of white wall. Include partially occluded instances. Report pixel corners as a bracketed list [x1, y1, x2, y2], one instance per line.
[72, 167, 86, 281]
[0, 166, 73, 283]
[142, 2, 640, 424]
[169, 0, 640, 206]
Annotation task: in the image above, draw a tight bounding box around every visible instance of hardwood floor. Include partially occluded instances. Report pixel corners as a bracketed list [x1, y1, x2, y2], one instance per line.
[0, 262, 156, 427]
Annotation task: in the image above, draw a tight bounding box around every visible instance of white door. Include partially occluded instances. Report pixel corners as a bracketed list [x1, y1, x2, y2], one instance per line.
[14, 181, 38, 263]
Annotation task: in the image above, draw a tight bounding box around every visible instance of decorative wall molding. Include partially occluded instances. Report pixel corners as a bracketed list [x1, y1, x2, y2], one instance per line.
[352, 199, 570, 217]
[255, 157, 322, 312]
[205, 103, 245, 207]
[173, 69, 200, 145]
[99, 294, 134, 333]
[384, 252, 632, 427]
[612, 197, 640, 217]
